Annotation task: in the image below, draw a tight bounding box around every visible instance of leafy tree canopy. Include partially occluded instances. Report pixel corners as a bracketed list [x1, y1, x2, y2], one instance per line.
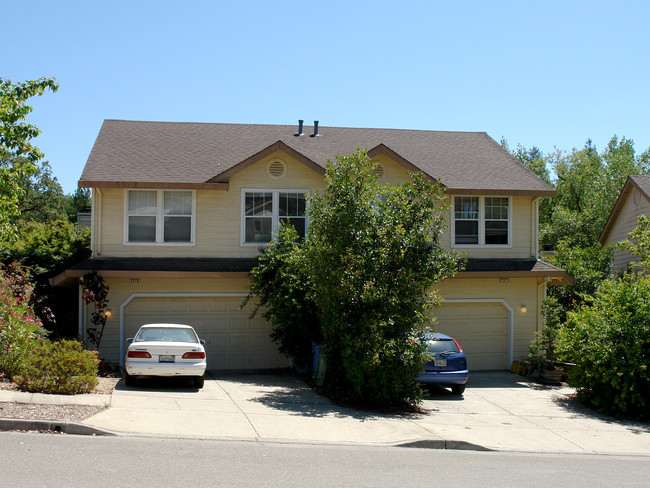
[0, 77, 58, 239]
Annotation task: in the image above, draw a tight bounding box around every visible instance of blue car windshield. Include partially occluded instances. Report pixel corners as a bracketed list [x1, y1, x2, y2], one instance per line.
[135, 328, 198, 343]
[427, 339, 460, 354]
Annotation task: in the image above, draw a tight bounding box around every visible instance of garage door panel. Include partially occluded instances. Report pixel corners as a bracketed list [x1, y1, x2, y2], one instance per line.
[124, 297, 289, 370]
[432, 303, 508, 371]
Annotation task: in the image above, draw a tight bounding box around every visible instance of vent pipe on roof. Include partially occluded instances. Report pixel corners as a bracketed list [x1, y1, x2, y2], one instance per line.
[310, 120, 320, 137]
[294, 120, 304, 137]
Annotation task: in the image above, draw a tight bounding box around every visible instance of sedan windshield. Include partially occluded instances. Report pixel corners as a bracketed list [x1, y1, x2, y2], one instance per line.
[427, 339, 460, 355]
[135, 328, 198, 343]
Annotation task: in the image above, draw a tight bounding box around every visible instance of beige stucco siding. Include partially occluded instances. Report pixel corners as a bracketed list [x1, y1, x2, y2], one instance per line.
[602, 189, 650, 274]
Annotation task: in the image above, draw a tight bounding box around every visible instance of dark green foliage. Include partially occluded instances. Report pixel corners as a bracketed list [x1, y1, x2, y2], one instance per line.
[13, 339, 99, 394]
[543, 241, 612, 325]
[245, 224, 321, 371]
[64, 188, 91, 222]
[0, 219, 90, 337]
[14, 159, 67, 223]
[304, 149, 462, 407]
[557, 275, 650, 420]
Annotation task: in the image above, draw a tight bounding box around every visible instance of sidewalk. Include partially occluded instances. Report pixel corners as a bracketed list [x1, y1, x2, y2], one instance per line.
[2, 372, 649, 454]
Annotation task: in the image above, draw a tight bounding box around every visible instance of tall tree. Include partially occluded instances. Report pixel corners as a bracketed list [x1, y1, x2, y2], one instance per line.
[64, 188, 91, 222]
[13, 158, 67, 223]
[0, 77, 59, 239]
[304, 149, 461, 407]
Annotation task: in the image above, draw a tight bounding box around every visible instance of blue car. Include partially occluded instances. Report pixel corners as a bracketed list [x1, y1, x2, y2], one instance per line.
[416, 333, 469, 395]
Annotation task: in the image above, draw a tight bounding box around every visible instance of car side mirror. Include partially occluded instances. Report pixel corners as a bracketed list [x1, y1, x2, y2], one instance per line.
[126, 338, 134, 344]
[200, 339, 205, 345]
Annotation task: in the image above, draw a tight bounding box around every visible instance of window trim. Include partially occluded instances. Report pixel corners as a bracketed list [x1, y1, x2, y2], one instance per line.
[240, 188, 310, 246]
[451, 195, 511, 248]
[123, 189, 196, 246]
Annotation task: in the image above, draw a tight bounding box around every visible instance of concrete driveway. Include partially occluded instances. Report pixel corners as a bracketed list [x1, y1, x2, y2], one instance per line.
[81, 371, 650, 454]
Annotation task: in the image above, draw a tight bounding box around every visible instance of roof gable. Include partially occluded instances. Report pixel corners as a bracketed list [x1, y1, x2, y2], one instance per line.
[599, 175, 650, 244]
[79, 120, 556, 196]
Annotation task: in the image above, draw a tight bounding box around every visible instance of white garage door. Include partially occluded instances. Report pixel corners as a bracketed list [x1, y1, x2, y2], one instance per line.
[124, 296, 289, 370]
[432, 302, 508, 370]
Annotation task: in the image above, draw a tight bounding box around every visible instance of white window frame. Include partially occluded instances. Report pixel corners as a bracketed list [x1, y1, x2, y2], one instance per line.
[123, 189, 196, 246]
[240, 188, 310, 246]
[451, 195, 511, 248]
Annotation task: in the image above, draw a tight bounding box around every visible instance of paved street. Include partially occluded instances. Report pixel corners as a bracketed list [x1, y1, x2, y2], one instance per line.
[2, 432, 650, 487]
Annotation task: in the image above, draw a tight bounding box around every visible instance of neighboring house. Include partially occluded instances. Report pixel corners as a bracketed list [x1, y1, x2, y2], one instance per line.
[53, 119, 571, 371]
[599, 175, 650, 273]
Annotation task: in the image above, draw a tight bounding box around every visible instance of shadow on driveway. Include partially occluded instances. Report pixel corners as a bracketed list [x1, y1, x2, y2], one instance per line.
[214, 370, 427, 421]
[113, 375, 201, 393]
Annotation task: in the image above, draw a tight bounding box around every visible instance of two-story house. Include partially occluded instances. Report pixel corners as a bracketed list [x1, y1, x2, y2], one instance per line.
[53, 120, 571, 371]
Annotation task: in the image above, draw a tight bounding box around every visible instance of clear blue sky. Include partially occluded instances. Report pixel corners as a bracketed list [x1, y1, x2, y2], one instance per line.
[3, 0, 649, 194]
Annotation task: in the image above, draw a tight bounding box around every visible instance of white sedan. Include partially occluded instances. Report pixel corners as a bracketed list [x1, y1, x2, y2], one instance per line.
[124, 323, 207, 388]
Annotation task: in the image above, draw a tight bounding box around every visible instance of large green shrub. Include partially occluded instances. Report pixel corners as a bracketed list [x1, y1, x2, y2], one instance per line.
[13, 339, 99, 394]
[0, 264, 48, 377]
[557, 274, 650, 420]
[304, 149, 461, 407]
[245, 224, 321, 371]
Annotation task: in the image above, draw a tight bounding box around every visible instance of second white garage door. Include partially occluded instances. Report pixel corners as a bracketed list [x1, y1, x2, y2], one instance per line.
[432, 302, 508, 370]
[124, 296, 289, 370]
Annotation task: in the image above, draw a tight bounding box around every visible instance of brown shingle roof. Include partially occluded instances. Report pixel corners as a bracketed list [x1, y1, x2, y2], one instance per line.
[79, 119, 556, 196]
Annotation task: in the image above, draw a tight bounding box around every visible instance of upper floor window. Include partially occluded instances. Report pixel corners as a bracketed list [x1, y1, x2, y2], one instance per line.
[452, 196, 510, 247]
[126, 190, 194, 244]
[242, 189, 308, 245]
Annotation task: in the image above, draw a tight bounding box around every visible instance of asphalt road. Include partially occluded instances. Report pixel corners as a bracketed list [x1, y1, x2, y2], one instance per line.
[2, 433, 650, 487]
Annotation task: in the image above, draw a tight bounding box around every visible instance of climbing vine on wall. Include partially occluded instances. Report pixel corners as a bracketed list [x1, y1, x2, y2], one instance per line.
[81, 270, 109, 350]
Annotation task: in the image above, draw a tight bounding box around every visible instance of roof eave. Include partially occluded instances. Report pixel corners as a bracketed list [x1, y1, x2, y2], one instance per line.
[78, 181, 230, 190]
[448, 188, 557, 197]
[454, 269, 573, 285]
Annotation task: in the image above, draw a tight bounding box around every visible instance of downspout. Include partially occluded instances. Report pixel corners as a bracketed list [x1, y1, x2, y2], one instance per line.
[94, 188, 102, 256]
[531, 197, 540, 259]
[78, 279, 84, 340]
[537, 276, 551, 333]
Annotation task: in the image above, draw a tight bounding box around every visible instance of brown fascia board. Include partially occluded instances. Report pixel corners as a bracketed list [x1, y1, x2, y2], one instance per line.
[206, 140, 325, 183]
[50, 269, 249, 287]
[449, 188, 557, 197]
[598, 176, 650, 244]
[78, 181, 229, 190]
[454, 270, 574, 285]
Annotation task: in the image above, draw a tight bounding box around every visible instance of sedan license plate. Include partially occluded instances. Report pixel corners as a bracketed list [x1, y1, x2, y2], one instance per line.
[159, 355, 175, 363]
[434, 358, 447, 367]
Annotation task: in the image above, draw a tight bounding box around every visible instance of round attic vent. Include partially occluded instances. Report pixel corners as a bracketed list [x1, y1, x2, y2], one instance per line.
[373, 162, 385, 180]
[267, 159, 287, 179]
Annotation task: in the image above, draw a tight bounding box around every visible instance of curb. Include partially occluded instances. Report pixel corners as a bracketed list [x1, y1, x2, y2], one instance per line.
[396, 438, 492, 451]
[0, 418, 117, 436]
